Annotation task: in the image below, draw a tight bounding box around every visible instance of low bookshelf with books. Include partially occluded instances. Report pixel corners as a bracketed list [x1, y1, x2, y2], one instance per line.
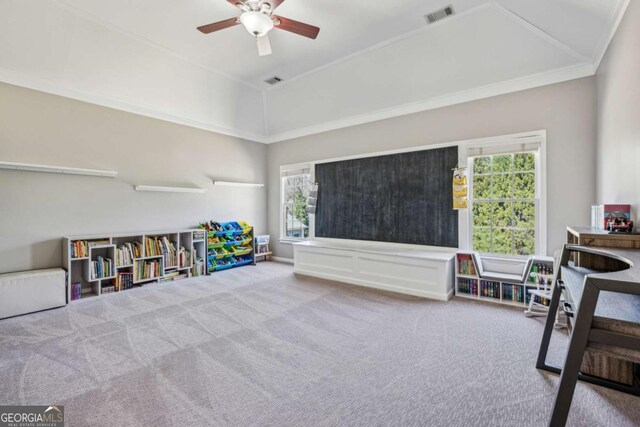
[63, 229, 206, 302]
[455, 251, 555, 308]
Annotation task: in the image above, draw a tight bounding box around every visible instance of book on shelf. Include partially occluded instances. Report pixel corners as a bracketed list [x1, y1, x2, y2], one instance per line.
[91, 256, 113, 280]
[71, 282, 82, 300]
[135, 259, 162, 281]
[71, 240, 88, 258]
[502, 284, 524, 303]
[116, 272, 134, 291]
[102, 285, 115, 294]
[479, 280, 500, 299]
[456, 253, 476, 276]
[192, 258, 205, 277]
[88, 239, 110, 248]
[457, 278, 478, 295]
[115, 244, 135, 267]
[178, 247, 193, 268]
[144, 236, 177, 266]
[527, 293, 550, 306]
[591, 204, 632, 230]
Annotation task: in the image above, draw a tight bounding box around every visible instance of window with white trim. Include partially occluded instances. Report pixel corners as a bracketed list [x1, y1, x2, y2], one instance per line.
[280, 165, 311, 240]
[469, 141, 541, 256]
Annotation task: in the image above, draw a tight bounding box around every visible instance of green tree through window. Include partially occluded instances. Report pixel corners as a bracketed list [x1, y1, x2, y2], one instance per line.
[471, 152, 536, 256]
[282, 173, 310, 238]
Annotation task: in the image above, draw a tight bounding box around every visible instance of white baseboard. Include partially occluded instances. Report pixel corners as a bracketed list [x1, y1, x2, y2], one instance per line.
[272, 256, 294, 264]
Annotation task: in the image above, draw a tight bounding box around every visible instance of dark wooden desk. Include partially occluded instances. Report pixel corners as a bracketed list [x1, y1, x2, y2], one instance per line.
[537, 245, 640, 426]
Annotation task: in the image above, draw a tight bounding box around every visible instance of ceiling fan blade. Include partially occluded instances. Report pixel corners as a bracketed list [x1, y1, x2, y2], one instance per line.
[263, 0, 285, 11]
[274, 16, 319, 39]
[197, 17, 239, 34]
[256, 35, 272, 56]
[227, 0, 246, 10]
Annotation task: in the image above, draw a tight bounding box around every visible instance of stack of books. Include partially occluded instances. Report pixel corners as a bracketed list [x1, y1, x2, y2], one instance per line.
[91, 256, 113, 280]
[70, 241, 88, 258]
[88, 239, 110, 248]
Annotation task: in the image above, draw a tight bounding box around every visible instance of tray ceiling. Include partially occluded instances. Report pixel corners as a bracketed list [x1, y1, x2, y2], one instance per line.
[0, 0, 629, 142]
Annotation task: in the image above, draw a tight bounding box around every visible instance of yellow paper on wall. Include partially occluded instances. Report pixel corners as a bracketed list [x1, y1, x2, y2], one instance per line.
[453, 188, 468, 199]
[453, 176, 467, 186]
[453, 199, 468, 210]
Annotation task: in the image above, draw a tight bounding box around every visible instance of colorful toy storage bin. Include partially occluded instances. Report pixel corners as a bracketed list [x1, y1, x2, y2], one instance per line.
[201, 220, 256, 273]
[238, 221, 253, 234]
[210, 258, 236, 272]
[207, 233, 225, 248]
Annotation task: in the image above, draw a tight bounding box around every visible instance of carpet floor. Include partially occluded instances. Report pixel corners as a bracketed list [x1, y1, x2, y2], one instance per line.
[0, 262, 639, 426]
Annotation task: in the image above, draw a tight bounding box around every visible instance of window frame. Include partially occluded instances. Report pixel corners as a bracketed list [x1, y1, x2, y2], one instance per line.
[462, 131, 547, 258]
[279, 163, 313, 243]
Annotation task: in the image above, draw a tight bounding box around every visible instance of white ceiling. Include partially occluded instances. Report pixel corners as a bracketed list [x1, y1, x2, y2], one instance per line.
[0, 0, 629, 142]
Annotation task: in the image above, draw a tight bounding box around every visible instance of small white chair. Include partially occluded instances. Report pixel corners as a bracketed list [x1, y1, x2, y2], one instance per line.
[524, 250, 566, 328]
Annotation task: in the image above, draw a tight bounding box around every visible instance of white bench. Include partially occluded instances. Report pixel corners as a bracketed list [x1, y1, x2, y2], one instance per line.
[0, 268, 67, 319]
[293, 240, 456, 300]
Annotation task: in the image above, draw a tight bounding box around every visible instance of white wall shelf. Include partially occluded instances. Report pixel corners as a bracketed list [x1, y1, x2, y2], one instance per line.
[213, 181, 264, 188]
[134, 185, 206, 193]
[0, 161, 117, 177]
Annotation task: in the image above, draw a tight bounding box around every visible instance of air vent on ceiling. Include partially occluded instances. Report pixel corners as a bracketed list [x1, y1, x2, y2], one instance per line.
[264, 76, 283, 85]
[425, 5, 455, 24]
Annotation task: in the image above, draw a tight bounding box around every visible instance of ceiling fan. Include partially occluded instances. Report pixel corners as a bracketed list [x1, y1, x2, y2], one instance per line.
[197, 0, 320, 56]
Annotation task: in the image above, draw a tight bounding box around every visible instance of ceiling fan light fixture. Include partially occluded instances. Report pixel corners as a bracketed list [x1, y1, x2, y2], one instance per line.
[240, 11, 274, 37]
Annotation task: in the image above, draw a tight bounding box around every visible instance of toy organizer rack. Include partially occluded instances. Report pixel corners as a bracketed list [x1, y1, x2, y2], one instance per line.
[455, 252, 555, 308]
[205, 221, 256, 273]
[64, 229, 206, 302]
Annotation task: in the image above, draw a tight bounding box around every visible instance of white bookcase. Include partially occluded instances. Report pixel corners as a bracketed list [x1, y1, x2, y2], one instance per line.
[455, 251, 555, 308]
[63, 229, 206, 302]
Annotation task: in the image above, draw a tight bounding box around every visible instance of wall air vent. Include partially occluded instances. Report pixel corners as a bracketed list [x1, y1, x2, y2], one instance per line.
[264, 76, 283, 85]
[425, 5, 455, 24]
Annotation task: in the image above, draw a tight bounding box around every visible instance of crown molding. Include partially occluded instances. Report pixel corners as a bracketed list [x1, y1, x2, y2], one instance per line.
[4, 0, 629, 145]
[264, 63, 594, 143]
[0, 67, 269, 143]
[592, 0, 629, 71]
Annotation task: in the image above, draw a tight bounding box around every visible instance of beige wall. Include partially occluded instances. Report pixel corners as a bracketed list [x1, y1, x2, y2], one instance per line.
[0, 82, 267, 273]
[267, 77, 597, 260]
[596, 1, 640, 218]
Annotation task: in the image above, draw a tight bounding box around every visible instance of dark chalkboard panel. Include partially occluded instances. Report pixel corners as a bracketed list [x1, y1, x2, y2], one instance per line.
[315, 146, 458, 247]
